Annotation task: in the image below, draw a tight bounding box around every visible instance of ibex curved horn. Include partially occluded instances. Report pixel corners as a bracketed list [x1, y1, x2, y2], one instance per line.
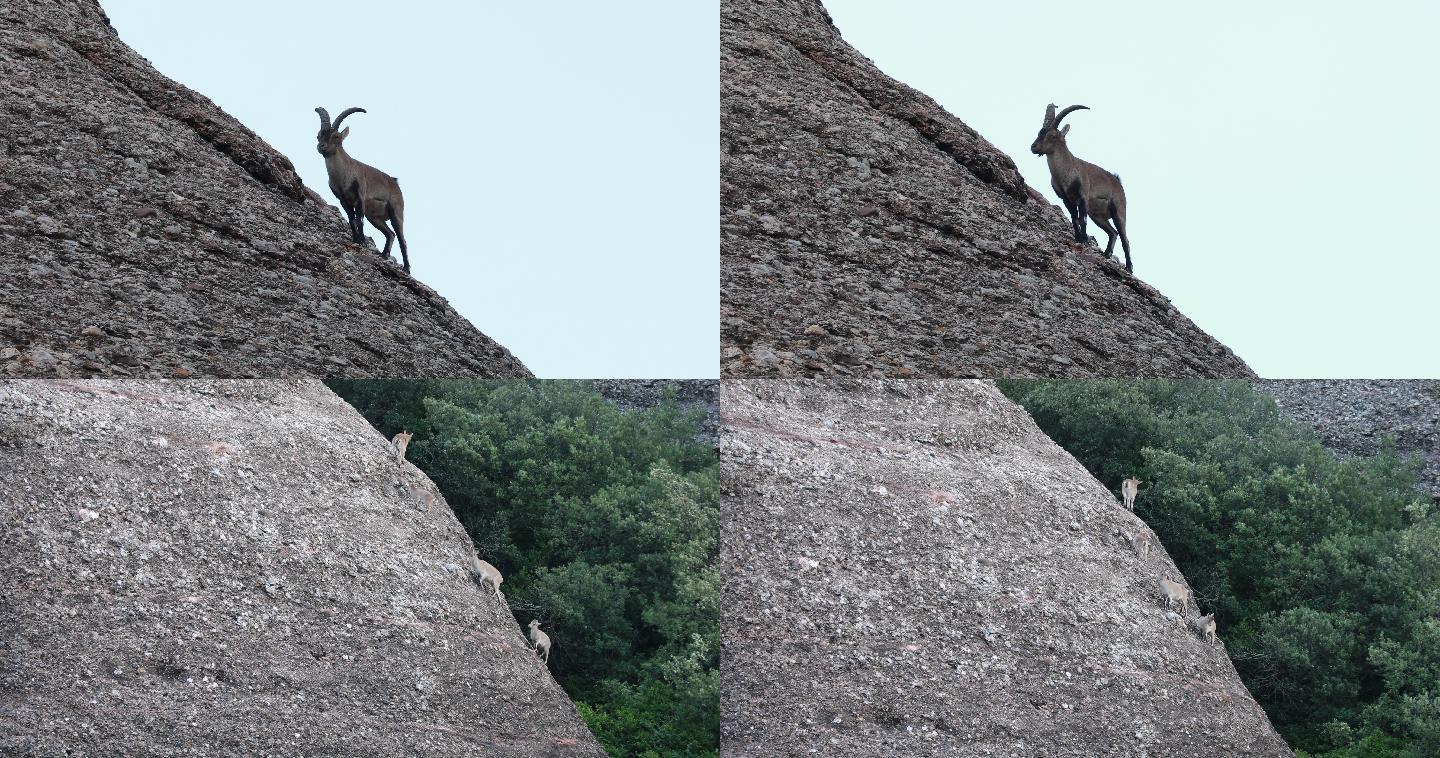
[1054, 104, 1090, 125]
[333, 107, 367, 130]
[315, 107, 333, 133]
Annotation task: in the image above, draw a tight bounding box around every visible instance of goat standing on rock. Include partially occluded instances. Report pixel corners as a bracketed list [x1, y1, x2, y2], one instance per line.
[528, 620, 551, 665]
[1030, 104, 1132, 272]
[315, 106, 410, 272]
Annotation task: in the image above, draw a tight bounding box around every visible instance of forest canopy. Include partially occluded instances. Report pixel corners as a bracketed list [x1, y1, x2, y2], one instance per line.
[329, 380, 719, 758]
[998, 380, 1440, 758]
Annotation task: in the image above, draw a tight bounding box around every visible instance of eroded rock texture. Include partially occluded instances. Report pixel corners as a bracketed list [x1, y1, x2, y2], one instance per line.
[0, 1, 528, 378]
[720, 0, 1253, 378]
[1257, 380, 1440, 500]
[0, 379, 601, 756]
[720, 380, 1289, 756]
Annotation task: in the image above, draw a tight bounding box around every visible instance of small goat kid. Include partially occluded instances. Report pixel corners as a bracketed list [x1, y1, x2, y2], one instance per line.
[1124, 529, 1152, 560]
[391, 430, 413, 459]
[1159, 577, 1190, 615]
[1030, 104, 1133, 272]
[472, 556, 504, 597]
[1194, 613, 1217, 644]
[315, 107, 410, 272]
[528, 620, 551, 664]
[1121, 477, 1142, 511]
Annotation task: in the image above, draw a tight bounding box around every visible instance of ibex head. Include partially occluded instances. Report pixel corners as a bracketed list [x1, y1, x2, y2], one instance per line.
[315, 106, 367, 157]
[1030, 103, 1089, 156]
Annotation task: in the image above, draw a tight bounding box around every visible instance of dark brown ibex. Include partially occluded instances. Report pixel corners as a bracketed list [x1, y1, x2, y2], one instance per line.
[1030, 104, 1132, 272]
[315, 107, 410, 272]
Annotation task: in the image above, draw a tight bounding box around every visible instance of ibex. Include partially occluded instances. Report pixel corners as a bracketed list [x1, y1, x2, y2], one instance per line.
[1030, 104, 1133, 272]
[1121, 477, 1141, 511]
[528, 620, 551, 664]
[391, 430, 413, 459]
[1193, 613, 1217, 644]
[1124, 529, 1152, 559]
[472, 556, 504, 597]
[1158, 577, 1190, 615]
[315, 107, 411, 273]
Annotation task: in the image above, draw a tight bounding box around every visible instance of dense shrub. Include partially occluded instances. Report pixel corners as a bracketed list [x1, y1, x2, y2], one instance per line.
[330, 380, 719, 757]
[999, 380, 1440, 757]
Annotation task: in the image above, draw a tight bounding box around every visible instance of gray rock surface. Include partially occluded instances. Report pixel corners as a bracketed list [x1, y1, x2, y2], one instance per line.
[720, 379, 1289, 756]
[1256, 380, 1440, 500]
[0, 1, 529, 378]
[720, 0, 1253, 378]
[0, 379, 602, 756]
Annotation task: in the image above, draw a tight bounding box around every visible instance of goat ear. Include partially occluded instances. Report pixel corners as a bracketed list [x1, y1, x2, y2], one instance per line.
[1060, 124, 1070, 136]
[339, 127, 350, 140]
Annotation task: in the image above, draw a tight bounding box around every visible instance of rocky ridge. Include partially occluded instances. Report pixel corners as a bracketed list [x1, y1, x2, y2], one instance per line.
[1256, 380, 1440, 500]
[0, 0, 529, 378]
[0, 379, 601, 756]
[720, 379, 1289, 756]
[720, 0, 1253, 378]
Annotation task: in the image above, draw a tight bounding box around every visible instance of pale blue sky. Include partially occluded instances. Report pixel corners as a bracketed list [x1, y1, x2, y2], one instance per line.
[826, 0, 1440, 378]
[104, 0, 718, 379]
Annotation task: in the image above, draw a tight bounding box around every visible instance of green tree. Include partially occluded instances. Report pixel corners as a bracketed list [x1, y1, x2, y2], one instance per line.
[329, 380, 719, 757]
[999, 380, 1439, 757]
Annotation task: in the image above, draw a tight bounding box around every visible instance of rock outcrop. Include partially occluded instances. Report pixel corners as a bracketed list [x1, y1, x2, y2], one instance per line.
[1257, 380, 1440, 500]
[0, 379, 601, 756]
[720, 0, 1253, 378]
[720, 379, 1289, 756]
[0, 1, 528, 378]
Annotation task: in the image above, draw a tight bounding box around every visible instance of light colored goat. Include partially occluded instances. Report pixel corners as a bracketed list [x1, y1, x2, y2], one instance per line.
[1158, 577, 1190, 615]
[1124, 529, 1152, 559]
[472, 556, 504, 596]
[1121, 477, 1141, 511]
[528, 620, 551, 664]
[391, 430, 413, 459]
[1030, 104, 1132, 272]
[315, 106, 410, 272]
[1194, 613, 1217, 644]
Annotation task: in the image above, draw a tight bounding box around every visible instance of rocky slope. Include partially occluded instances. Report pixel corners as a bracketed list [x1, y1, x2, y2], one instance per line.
[0, 379, 601, 756]
[720, 0, 1253, 378]
[720, 380, 1289, 756]
[0, 1, 528, 378]
[1256, 380, 1440, 500]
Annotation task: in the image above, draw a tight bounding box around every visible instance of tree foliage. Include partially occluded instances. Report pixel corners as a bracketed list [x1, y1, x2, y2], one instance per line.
[998, 380, 1440, 757]
[329, 380, 719, 757]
